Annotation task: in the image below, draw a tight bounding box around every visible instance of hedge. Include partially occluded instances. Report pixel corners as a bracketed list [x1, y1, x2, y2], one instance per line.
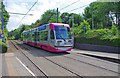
[0, 40, 7, 53]
[75, 37, 120, 47]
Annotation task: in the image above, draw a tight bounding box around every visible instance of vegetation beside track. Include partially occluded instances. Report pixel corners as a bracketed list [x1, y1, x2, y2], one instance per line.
[0, 1, 10, 53]
[74, 24, 120, 47]
[0, 40, 7, 53]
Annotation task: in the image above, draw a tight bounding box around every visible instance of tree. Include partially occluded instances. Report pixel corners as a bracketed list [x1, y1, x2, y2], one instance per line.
[60, 12, 69, 23]
[0, 2, 10, 42]
[74, 20, 90, 36]
[41, 9, 59, 24]
[69, 13, 83, 26]
[83, 2, 119, 29]
[60, 12, 83, 27]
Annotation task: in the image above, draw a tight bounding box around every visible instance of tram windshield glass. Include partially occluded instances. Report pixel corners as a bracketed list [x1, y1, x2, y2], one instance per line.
[55, 26, 71, 39]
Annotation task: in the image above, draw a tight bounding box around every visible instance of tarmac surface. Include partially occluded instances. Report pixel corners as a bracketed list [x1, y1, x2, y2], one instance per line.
[1, 40, 119, 77]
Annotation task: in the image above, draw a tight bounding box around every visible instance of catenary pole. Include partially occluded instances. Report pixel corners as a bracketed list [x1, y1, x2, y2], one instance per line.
[72, 16, 74, 48]
[1, 0, 4, 42]
[56, 8, 58, 23]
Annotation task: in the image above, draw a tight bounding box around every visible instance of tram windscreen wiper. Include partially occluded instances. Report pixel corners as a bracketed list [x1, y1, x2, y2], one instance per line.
[60, 35, 66, 41]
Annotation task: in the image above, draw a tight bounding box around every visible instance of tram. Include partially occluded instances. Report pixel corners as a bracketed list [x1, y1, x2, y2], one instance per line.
[22, 23, 73, 52]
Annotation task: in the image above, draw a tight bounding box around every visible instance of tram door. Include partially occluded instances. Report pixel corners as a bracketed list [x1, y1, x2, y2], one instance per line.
[50, 30, 55, 46]
[34, 29, 39, 46]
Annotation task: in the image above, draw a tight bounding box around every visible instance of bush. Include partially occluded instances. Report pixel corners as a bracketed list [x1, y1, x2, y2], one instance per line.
[79, 20, 90, 33]
[75, 37, 120, 47]
[111, 24, 118, 36]
[75, 27, 120, 47]
[0, 40, 8, 53]
[85, 29, 111, 39]
[74, 20, 91, 36]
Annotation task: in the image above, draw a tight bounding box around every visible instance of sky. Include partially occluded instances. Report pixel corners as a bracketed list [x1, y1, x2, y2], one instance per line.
[3, 0, 96, 31]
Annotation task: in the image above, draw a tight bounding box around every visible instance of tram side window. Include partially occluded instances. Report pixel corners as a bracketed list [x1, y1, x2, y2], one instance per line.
[40, 32, 43, 41]
[37, 32, 40, 41]
[44, 31, 47, 40]
[50, 30, 54, 39]
[39, 31, 48, 41]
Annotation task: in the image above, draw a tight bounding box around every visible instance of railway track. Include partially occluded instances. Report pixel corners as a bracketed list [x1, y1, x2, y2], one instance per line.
[76, 52, 120, 64]
[11, 40, 82, 77]
[13, 40, 119, 76]
[18, 40, 120, 74]
[10, 41, 49, 78]
[62, 55, 119, 74]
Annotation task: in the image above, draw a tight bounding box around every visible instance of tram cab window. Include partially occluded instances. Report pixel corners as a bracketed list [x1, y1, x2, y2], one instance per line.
[67, 27, 72, 39]
[50, 30, 54, 39]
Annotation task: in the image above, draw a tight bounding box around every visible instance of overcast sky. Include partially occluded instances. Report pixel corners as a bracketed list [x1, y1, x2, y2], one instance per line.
[3, 0, 96, 31]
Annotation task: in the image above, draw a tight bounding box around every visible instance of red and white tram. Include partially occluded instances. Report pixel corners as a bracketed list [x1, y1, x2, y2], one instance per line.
[22, 23, 73, 52]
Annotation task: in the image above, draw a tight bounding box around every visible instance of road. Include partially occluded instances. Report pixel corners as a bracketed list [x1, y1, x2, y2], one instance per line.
[1, 40, 119, 77]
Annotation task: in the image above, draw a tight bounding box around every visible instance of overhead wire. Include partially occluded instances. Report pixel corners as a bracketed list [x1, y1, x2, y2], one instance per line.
[16, 0, 90, 26]
[66, 4, 90, 12]
[60, 0, 80, 10]
[16, 0, 38, 27]
[8, 12, 33, 15]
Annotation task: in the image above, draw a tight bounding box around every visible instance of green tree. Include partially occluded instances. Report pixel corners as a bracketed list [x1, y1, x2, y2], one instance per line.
[111, 24, 118, 36]
[74, 20, 90, 36]
[41, 9, 59, 24]
[60, 12, 83, 27]
[60, 12, 69, 23]
[83, 2, 119, 29]
[0, 2, 10, 42]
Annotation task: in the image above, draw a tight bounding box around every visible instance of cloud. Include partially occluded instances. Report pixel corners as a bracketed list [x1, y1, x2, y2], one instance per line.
[5, 0, 58, 31]
[4, 0, 96, 31]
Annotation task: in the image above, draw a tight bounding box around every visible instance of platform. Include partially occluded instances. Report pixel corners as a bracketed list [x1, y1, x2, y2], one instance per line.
[72, 49, 119, 60]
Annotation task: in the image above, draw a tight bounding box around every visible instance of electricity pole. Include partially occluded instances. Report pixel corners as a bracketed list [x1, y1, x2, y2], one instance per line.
[56, 8, 58, 23]
[92, 10, 94, 30]
[72, 16, 74, 48]
[1, 0, 4, 42]
[68, 16, 74, 48]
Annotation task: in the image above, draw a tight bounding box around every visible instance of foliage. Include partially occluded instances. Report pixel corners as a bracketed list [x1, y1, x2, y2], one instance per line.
[60, 12, 83, 27]
[83, 2, 119, 29]
[79, 20, 90, 33]
[8, 24, 30, 39]
[0, 40, 7, 53]
[74, 20, 90, 36]
[75, 26, 120, 47]
[41, 9, 60, 24]
[85, 29, 111, 39]
[111, 24, 118, 35]
[75, 36, 120, 47]
[0, 3, 10, 43]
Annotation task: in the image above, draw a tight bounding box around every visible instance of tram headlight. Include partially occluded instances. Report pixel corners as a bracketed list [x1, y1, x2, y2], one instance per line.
[57, 41, 62, 46]
[68, 40, 71, 43]
[68, 40, 72, 44]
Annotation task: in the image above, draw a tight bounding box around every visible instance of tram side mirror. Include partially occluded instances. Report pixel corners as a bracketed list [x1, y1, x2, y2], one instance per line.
[67, 27, 70, 32]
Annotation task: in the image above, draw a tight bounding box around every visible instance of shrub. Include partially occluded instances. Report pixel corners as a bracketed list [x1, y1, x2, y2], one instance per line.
[85, 29, 111, 39]
[0, 40, 7, 53]
[74, 20, 91, 36]
[111, 24, 118, 36]
[79, 20, 91, 33]
[75, 27, 120, 47]
[75, 37, 120, 47]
